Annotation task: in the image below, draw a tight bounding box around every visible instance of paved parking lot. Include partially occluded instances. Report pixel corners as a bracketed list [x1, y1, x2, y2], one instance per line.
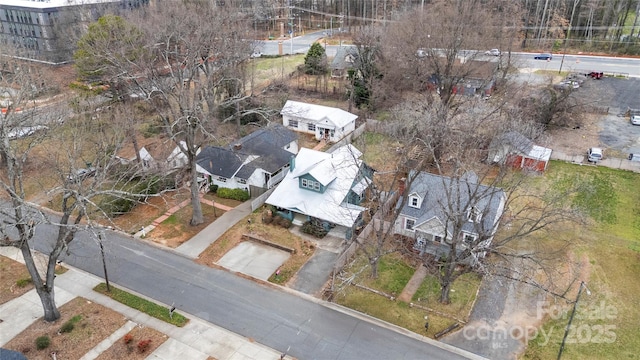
[575, 77, 640, 153]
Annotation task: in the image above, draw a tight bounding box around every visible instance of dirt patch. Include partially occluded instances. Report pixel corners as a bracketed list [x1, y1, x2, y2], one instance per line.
[0, 256, 34, 305]
[107, 189, 191, 235]
[196, 210, 315, 285]
[96, 324, 168, 360]
[545, 113, 602, 156]
[3, 297, 127, 359]
[147, 201, 225, 248]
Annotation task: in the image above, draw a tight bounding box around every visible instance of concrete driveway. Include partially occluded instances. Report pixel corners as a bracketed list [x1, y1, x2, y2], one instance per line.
[217, 241, 290, 281]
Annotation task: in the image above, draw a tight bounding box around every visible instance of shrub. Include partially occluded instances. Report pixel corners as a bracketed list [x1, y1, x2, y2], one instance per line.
[301, 221, 328, 238]
[209, 184, 218, 193]
[16, 277, 32, 288]
[59, 321, 74, 333]
[99, 176, 164, 217]
[59, 315, 82, 333]
[35, 336, 50, 350]
[275, 216, 292, 229]
[123, 333, 134, 344]
[216, 187, 250, 201]
[137, 339, 152, 353]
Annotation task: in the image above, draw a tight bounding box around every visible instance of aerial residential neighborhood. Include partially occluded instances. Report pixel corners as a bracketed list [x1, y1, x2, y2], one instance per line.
[1, 1, 640, 360]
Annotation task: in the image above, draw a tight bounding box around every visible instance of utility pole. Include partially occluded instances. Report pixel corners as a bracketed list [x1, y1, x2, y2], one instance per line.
[98, 232, 110, 292]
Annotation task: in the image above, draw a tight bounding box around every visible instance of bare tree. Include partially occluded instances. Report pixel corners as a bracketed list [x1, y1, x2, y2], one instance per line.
[386, 96, 586, 304]
[0, 50, 155, 321]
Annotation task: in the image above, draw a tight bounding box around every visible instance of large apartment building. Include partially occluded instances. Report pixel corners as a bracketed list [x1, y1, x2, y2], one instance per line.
[0, 0, 149, 63]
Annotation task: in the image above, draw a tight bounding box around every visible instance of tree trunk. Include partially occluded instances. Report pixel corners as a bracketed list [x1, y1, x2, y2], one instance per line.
[370, 256, 379, 278]
[20, 244, 60, 321]
[440, 280, 452, 304]
[189, 158, 204, 226]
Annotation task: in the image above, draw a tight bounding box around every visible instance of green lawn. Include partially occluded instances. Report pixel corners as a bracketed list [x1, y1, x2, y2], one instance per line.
[524, 161, 640, 359]
[94, 283, 189, 327]
[334, 254, 480, 338]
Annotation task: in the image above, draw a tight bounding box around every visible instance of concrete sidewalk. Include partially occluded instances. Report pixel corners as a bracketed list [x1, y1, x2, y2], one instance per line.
[175, 200, 252, 258]
[0, 248, 287, 360]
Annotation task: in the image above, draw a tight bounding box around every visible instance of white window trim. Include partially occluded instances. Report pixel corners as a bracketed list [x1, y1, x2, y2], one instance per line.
[405, 218, 416, 231]
[462, 232, 477, 244]
[408, 193, 422, 208]
[467, 206, 482, 223]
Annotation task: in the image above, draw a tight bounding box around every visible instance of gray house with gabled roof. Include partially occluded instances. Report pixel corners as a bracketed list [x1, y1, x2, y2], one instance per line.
[331, 46, 359, 78]
[394, 171, 506, 261]
[196, 124, 298, 196]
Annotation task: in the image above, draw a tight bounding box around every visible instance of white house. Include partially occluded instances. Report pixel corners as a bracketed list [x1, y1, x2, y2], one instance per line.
[280, 100, 357, 143]
[266, 144, 373, 239]
[196, 124, 298, 196]
[116, 138, 189, 172]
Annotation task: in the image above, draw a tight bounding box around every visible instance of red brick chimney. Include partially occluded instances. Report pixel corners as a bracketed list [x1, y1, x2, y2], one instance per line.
[398, 177, 406, 195]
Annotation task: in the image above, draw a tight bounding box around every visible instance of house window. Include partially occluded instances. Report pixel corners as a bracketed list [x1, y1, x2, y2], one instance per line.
[434, 235, 443, 243]
[308, 123, 316, 131]
[414, 237, 427, 251]
[237, 178, 247, 184]
[218, 176, 227, 182]
[409, 196, 419, 208]
[463, 233, 476, 244]
[301, 178, 321, 191]
[288, 119, 298, 128]
[405, 218, 415, 231]
[467, 206, 482, 223]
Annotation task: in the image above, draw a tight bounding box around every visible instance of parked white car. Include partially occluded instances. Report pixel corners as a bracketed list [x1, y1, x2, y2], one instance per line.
[587, 147, 603, 163]
[485, 49, 500, 56]
[631, 115, 640, 125]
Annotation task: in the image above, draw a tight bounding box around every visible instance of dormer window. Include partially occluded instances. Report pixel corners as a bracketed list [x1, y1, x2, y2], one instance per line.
[463, 233, 477, 244]
[408, 194, 421, 209]
[467, 206, 482, 223]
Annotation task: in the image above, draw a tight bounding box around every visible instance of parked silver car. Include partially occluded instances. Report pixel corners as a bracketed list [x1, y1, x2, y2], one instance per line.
[587, 147, 603, 163]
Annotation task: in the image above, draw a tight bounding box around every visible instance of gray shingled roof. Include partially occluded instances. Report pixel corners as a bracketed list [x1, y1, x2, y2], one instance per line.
[230, 124, 297, 151]
[331, 46, 359, 71]
[196, 146, 248, 178]
[492, 131, 535, 154]
[400, 171, 505, 236]
[198, 125, 297, 180]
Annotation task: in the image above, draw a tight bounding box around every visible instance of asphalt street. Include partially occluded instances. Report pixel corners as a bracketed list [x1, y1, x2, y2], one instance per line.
[28, 222, 482, 360]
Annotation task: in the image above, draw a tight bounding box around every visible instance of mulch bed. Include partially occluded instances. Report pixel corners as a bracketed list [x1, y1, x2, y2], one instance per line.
[3, 297, 127, 360]
[0, 256, 34, 305]
[96, 324, 168, 360]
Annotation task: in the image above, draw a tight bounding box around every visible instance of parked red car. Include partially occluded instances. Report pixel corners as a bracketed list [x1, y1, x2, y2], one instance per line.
[588, 71, 603, 79]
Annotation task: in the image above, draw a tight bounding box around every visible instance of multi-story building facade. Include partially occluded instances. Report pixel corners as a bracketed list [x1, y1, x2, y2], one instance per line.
[0, 0, 149, 63]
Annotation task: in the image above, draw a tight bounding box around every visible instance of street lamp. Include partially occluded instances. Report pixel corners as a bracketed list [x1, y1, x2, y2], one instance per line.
[557, 281, 591, 360]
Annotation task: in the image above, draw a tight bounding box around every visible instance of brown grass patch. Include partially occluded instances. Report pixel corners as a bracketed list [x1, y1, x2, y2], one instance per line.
[195, 209, 315, 284]
[4, 297, 127, 359]
[148, 201, 225, 248]
[96, 325, 168, 360]
[0, 256, 34, 305]
[107, 189, 190, 235]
